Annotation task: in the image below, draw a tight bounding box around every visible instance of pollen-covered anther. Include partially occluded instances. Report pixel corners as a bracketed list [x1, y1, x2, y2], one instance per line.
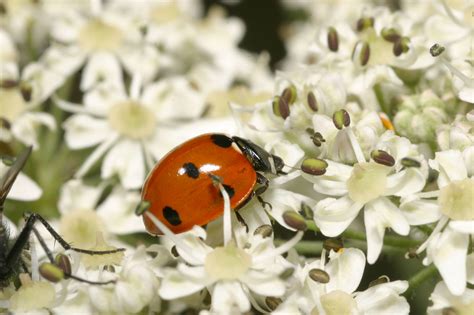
[327, 26, 339, 52]
[281, 85, 297, 106]
[356, 16, 374, 32]
[381, 27, 401, 43]
[265, 297, 283, 311]
[323, 238, 344, 252]
[254, 224, 273, 238]
[371, 149, 395, 167]
[393, 37, 410, 57]
[307, 91, 318, 111]
[401, 157, 421, 168]
[301, 158, 328, 175]
[279, 267, 295, 280]
[368, 275, 390, 287]
[309, 268, 330, 283]
[332, 109, 350, 129]
[272, 95, 290, 119]
[39, 263, 65, 283]
[55, 253, 72, 275]
[283, 211, 308, 231]
[430, 43, 445, 57]
[135, 200, 151, 216]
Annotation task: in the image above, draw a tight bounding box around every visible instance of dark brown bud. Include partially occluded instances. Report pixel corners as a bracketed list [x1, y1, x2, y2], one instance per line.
[272, 96, 290, 119]
[332, 109, 350, 129]
[393, 37, 410, 57]
[381, 28, 401, 43]
[281, 85, 297, 106]
[282, 211, 307, 231]
[359, 41, 370, 66]
[356, 17, 374, 32]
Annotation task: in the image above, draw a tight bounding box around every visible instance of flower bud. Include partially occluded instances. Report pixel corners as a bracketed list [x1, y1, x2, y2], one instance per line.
[309, 268, 330, 283]
[371, 149, 395, 167]
[333, 109, 350, 129]
[327, 27, 339, 52]
[254, 224, 273, 238]
[282, 211, 307, 231]
[39, 263, 65, 283]
[301, 158, 328, 175]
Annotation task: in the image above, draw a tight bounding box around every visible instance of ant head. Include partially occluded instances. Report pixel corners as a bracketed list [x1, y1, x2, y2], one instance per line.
[0, 146, 32, 209]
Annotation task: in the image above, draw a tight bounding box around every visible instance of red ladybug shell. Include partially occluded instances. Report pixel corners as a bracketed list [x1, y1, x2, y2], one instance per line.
[142, 134, 257, 235]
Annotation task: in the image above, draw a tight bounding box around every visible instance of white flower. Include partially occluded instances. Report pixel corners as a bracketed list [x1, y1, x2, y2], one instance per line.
[428, 280, 474, 315]
[158, 224, 300, 314]
[59, 74, 207, 188]
[304, 132, 427, 263]
[401, 150, 473, 295]
[277, 247, 410, 314]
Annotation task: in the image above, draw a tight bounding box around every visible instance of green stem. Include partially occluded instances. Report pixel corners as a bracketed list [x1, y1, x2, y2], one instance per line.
[405, 264, 438, 296]
[305, 220, 420, 249]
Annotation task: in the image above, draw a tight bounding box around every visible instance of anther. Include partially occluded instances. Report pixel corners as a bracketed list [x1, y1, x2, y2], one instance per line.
[282, 211, 307, 231]
[39, 263, 65, 283]
[309, 268, 330, 283]
[55, 254, 72, 275]
[307, 91, 318, 111]
[301, 158, 328, 175]
[323, 238, 344, 252]
[327, 27, 339, 52]
[281, 85, 297, 106]
[430, 43, 445, 57]
[265, 297, 283, 311]
[368, 275, 390, 287]
[333, 109, 350, 129]
[0, 79, 18, 89]
[401, 157, 421, 168]
[254, 224, 273, 238]
[381, 28, 401, 43]
[135, 200, 151, 216]
[371, 149, 395, 167]
[356, 17, 374, 32]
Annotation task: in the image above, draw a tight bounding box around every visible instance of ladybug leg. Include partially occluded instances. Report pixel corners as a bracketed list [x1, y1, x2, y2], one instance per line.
[255, 173, 272, 211]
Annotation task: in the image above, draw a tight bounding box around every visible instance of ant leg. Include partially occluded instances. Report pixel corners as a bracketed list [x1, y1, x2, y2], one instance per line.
[24, 213, 125, 255]
[31, 226, 116, 285]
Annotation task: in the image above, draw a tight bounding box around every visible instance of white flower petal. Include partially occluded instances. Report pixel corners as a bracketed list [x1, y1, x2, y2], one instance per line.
[400, 198, 441, 225]
[63, 114, 114, 149]
[158, 269, 206, 300]
[101, 139, 145, 189]
[314, 196, 363, 237]
[58, 179, 103, 214]
[96, 188, 143, 234]
[241, 270, 285, 297]
[326, 248, 365, 294]
[303, 160, 352, 196]
[354, 281, 409, 315]
[211, 282, 251, 314]
[430, 150, 468, 188]
[428, 227, 469, 296]
[384, 168, 426, 196]
[81, 52, 124, 91]
[449, 220, 474, 234]
[11, 112, 56, 148]
[7, 172, 42, 201]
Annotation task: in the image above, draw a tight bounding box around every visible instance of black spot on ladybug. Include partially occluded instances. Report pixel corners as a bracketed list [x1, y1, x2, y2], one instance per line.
[219, 184, 235, 199]
[211, 134, 233, 148]
[163, 206, 181, 226]
[183, 162, 199, 179]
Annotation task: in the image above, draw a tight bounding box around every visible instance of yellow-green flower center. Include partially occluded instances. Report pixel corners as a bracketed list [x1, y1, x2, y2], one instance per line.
[10, 281, 55, 312]
[439, 178, 474, 220]
[311, 290, 358, 315]
[347, 162, 391, 204]
[0, 88, 27, 122]
[360, 29, 394, 66]
[205, 244, 252, 280]
[60, 209, 104, 248]
[108, 101, 157, 139]
[78, 19, 123, 53]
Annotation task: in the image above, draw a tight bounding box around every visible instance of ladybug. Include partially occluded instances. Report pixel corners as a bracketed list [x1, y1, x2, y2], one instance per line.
[140, 133, 285, 235]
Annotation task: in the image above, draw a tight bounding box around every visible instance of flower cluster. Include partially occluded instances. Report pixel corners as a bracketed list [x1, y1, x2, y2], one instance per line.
[0, 0, 472, 314]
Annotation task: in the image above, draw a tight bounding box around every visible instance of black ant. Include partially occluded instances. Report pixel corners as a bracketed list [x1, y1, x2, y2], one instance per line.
[0, 147, 125, 289]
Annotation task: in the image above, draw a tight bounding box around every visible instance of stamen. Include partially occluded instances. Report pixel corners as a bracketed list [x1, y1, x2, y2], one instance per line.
[320, 248, 327, 268]
[75, 135, 119, 178]
[309, 268, 330, 283]
[216, 182, 232, 246]
[415, 216, 449, 254]
[253, 231, 303, 264]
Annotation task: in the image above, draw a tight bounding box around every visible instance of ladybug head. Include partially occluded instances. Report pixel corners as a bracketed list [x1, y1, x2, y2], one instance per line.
[232, 137, 284, 175]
